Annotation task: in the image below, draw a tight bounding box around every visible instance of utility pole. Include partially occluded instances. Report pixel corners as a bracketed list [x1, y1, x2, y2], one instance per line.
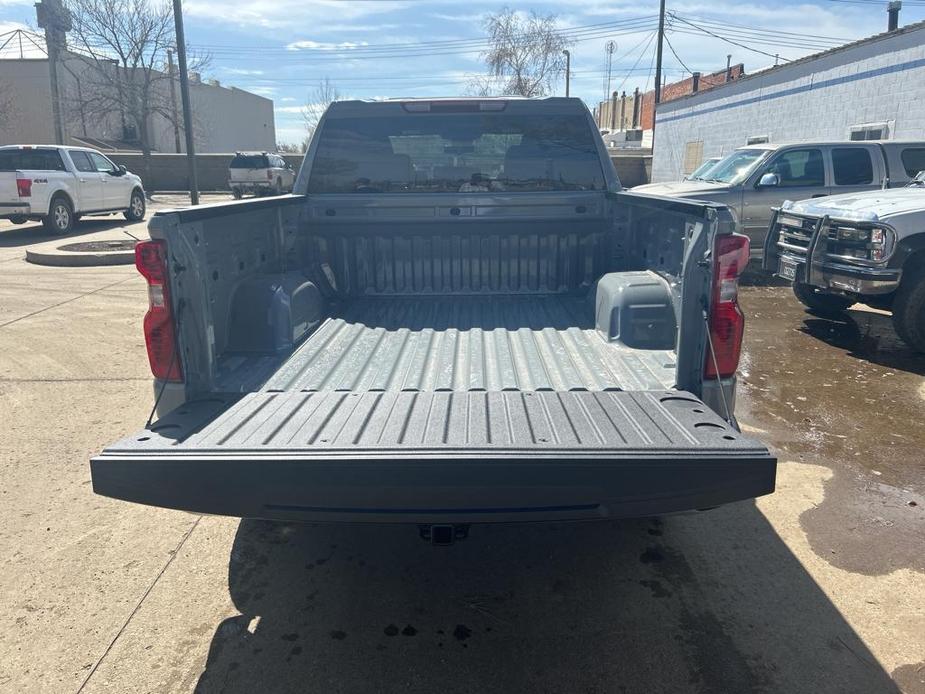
[563, 50, 570, 97]
[652, 0, 667, 149]
[35, 0, 71, 145]
[166, 49, 182, 154]
[604, 40, 616, 102]
[171, 0, 199, 205]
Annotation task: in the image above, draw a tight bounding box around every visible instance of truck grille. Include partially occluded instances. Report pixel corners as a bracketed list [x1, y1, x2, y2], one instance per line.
[776, 215, 822, 257]
[774, 214, 891, 265]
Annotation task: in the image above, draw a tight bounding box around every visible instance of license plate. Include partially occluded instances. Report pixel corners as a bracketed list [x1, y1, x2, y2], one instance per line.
[778, 258, 798, 281]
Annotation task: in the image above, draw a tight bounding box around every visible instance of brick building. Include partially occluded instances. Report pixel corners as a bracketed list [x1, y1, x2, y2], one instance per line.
[595, 64, 746, 137]
[651, 21, 925, 181]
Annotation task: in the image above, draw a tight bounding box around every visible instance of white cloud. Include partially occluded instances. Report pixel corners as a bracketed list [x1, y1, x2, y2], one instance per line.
[427, 12, 487, 23]
[286, 39, 370, 51]
[185, 0, 411, 30]
[246, 86, 278, 96]
[223, 67, 264, 76]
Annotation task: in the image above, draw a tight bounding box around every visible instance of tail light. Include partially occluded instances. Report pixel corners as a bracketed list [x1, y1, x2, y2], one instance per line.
[704, 233, 749, 380]
[135, 240, 183, 382]
[16, 177, 32, 197]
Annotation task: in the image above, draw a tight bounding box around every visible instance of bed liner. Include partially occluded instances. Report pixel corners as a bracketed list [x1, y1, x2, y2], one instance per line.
[216, 295, 676, 395]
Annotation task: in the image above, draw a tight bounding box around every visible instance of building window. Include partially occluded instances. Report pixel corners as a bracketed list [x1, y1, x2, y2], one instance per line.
[683, 140, 704, 175]
[832, 148, 874, 185]
[766, 149, 825, 187]
[900, 148, 925, 177]
[848, 122, 889, 141]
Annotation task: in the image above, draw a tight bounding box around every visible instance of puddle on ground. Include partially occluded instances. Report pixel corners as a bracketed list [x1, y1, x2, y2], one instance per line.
[737, 286, 925, 494]
[736, 286, 925, 574]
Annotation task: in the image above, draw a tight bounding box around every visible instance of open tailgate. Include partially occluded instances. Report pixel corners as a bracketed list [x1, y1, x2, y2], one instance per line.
[92, 390, 776, 523]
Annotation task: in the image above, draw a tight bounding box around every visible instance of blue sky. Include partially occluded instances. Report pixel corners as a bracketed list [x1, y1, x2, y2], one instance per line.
[3, 0, 924, 145]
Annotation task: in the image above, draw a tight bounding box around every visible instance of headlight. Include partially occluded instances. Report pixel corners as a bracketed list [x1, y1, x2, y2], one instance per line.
[828, 225, 894, 263]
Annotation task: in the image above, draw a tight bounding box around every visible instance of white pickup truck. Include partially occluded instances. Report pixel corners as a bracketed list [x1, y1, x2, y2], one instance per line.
[0, 145, 146, 234]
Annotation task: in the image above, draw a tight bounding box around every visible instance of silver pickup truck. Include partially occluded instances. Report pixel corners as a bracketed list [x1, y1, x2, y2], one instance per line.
[764, 171, 925, 351]
[636, 141, 925, 257]
[90, 98, 775, 536]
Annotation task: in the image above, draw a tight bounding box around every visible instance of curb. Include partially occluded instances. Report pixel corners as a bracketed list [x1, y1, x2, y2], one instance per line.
[25, 247, 135, 267]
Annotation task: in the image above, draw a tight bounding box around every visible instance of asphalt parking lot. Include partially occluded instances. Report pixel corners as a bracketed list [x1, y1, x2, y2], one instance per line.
[1, 209, 923, 693]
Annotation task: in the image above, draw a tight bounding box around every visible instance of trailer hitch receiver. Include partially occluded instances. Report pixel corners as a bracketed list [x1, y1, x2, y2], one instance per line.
[419, 524, 470, 546]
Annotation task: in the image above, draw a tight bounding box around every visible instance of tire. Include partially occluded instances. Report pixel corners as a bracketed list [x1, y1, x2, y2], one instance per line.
[123, 188, 146, 221]
[43, 195, 74, 235]
[891, 271, 925, 352]
[232, 187, 243, 200]
[792, 282, 853, 314]
[9, 215, 27, 225]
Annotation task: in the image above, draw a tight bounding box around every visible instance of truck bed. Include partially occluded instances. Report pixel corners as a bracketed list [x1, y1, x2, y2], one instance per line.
[226, 295, 676, 394]
[92, 294, 772, 523]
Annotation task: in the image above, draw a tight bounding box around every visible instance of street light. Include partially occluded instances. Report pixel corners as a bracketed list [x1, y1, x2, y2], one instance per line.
[563, 49, 571, 97]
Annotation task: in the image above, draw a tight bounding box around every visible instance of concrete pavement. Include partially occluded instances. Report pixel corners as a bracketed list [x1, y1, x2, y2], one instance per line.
[0, 216, 922, 692]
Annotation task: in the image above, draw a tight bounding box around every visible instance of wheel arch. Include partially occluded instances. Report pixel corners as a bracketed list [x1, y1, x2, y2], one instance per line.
[47, 188, 75, 216]
[893, 232, 925, 285]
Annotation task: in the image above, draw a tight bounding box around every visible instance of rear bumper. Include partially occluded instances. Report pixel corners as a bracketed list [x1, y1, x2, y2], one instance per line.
[90, 452, 776, 524]
[229, 180, 272, 191]
[0, 202, 32, 217]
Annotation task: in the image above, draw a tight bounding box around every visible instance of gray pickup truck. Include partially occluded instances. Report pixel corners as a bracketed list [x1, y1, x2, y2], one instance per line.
[91, 98, 775, 535]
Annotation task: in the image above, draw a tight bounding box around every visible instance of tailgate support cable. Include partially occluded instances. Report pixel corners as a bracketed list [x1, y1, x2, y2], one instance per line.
[702, 308, 736, 428]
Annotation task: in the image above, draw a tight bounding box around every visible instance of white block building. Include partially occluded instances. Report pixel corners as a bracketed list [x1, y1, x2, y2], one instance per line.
[651, 22, 925, 182]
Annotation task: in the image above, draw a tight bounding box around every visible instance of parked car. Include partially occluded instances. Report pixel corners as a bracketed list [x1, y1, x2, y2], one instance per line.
[764, 170, 925, 350]
[684, 156, 721, 181]
[228, 151, 296, 198]
[0, 145, 146, 234]
[635, 141, 925, 257]
[91, 97, 775, 536]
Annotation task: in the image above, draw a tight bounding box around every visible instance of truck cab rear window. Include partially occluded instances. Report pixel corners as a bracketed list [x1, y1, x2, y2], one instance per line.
[307, 114, 605, 193]
[0, 148, 66, 172]
[832, 147, 873, 185]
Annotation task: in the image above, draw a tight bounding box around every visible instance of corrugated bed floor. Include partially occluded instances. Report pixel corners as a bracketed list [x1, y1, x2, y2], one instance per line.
[261, 295, 676, 393]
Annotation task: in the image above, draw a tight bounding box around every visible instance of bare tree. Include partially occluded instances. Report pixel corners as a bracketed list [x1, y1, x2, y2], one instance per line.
[477, 8, 571, 97]
[301, 77, 340, 143]
[63, 0, 209, 188]
[276, 141, 302, 153]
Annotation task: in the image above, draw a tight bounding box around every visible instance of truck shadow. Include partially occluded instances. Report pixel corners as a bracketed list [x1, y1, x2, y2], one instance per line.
[799, 308, 925, 377]
[194, 504, 898, 694]
[0, 217, 144, 249]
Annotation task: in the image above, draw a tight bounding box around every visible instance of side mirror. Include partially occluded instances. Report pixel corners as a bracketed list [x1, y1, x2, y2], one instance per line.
[757, 172, 780, 188]
[111, 164, 127, 176]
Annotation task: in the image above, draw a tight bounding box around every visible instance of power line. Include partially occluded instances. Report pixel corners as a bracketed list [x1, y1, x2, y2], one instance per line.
[615, 31, 658, 94]
[200, 25, 660, 63]
[674, 14, 853, 43]
[194, 16, 660, 56]
[663, 33, 695, 75]
[224, 16, 660, 49]
[667, 13, 795, 62]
